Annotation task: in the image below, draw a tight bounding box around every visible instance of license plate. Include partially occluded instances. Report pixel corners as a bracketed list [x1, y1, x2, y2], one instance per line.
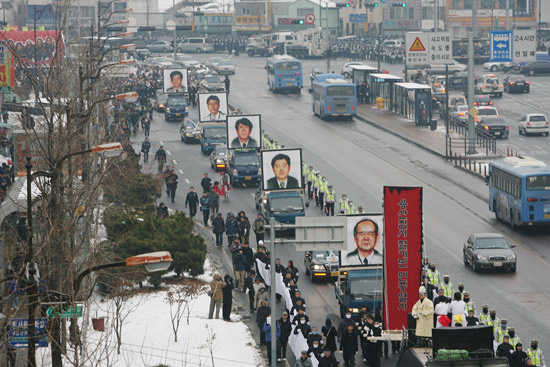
[338, 108, 344, 112]
[176, 113, 181, 116]
[494, 132, 500, 135]
[195, 136, 200, 139]
[545, 213, 550, 219]
[331, 271, 339, 277]
[517, 82, 524, 85]
[287, 82, 292, 86]
[493, 262, 503, 267]
[245, 176, 252, 180]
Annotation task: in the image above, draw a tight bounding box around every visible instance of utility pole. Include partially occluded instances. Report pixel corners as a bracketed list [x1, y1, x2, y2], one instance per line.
[467, 31, 476, 155]
[325, 0, 330, 73]
[434, 0, 439, 31]
[173, 0, 176, 61]
[268, 217, 277, 367]
[472, 0, 477, 38]
[506, 0, 510, 30]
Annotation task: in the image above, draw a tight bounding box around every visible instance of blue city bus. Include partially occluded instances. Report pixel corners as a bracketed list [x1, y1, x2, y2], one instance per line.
[311, 74, 357, 119]
[266, 55, 303, 93]
[488, 156, 550, 228]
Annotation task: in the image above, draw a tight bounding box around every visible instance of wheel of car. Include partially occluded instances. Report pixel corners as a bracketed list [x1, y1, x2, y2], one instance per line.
[490, 65, 498, 72]
[196, 48, 202, 53]
[529, 70, 535, 76]
[463, 253, 469, 266]
[525, 88, 530, 93]
[176, 48, 182, 53]
[343, 72, 350, 78]
[472, 261, 479, 272]
[518, 127, 522, 135]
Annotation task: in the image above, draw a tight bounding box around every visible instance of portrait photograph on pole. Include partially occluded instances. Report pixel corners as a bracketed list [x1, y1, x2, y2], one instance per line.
[198, 92, 228, 122]
[163, 68, 189, 94]
[261, 148, 303, 191]
[340, 214, 384, 267]
[227, 115, 261, 150]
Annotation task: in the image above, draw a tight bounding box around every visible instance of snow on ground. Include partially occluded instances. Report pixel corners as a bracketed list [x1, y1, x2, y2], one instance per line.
[35, 257, 263, 367]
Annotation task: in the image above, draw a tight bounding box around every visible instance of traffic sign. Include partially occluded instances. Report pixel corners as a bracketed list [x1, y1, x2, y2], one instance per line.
[428, 32, 452, 63]
[8, 318, 49, 348]
[46, 305, 83, 318]
[490, 30, 512, 62]
[304, 13, 315, 25]
[513, 30, 536, 63]
[349, 0, 358, 7]
[409, 37, 425, 51]
[470, 107, 478, 117]
[349, 14, 367, 23]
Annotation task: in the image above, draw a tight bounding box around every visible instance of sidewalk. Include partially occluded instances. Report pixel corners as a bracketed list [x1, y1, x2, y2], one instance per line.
[355, 103, 502, 161]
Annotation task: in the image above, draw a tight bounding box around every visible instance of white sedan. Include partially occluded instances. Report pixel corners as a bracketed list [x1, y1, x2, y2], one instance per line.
[483, 61, 514, 72]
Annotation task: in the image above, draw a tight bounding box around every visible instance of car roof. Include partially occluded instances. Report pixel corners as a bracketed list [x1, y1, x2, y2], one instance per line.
[481, 116, 505, 123]
[525, 113, 547, 118]
[475, 94, 491, 100]
[473, 233, 506, 238]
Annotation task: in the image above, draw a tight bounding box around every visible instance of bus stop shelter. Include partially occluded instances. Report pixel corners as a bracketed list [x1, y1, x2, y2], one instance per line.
[368, 73, 403, 109]
[392, 83, 432, 126]
[350, 64, 379, 85]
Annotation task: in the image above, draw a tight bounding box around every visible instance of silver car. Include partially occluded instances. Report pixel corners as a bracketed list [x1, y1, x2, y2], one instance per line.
[215, 60, 235, 75]
[200, 75, 225, 91]
[148, 41, 173, 53]
[176, 38, 214, 53]
[463, 233, 517, 272]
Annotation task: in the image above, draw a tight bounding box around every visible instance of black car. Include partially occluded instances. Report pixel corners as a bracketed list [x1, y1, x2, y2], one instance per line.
[503, 76, 530, 93]
[304, 251, 340, 282]
[476, 116, 509, 139]
[474, 94, 493, 107]
[180, 118, 200, 143]
[521, 61, 550, 76]
[463, 233, 517, 272]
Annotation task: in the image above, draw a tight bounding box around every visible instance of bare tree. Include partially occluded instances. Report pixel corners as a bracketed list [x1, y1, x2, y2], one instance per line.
[164, 279, 207, 342]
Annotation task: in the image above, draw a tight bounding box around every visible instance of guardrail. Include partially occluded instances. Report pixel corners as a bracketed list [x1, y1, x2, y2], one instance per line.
[444, 114, 497, 157]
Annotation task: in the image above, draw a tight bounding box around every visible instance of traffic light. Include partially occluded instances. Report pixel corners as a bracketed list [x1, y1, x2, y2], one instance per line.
[365, 3, 379, 8]
[290, 18, 304, 24]
[392, 2, 406, 6]
[335, 2, 350, 7]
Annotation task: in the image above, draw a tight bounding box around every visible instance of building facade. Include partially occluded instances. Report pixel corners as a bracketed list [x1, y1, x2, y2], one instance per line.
[382, 0, 422, 35]
[339, 1, 383, 36]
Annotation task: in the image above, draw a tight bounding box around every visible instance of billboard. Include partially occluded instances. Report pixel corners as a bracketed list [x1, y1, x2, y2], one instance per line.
[0, 44, 14, 88]
[261, 148, 303, 191]
[226, 114, 261, 149]
[383, 186, 423, 331]
[0, 30, 64, 65]
[163, 68, 188, 94]
[340, 214, 384, 267]
[198, 92, 228, 122]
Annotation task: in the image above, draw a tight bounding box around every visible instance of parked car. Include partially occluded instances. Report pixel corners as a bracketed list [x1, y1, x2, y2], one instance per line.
[176, 37, 214, 53]
[518, 113, 549, 136]
[503, 76, 530, 93]
[304, 251, 340, 282]
[209, 144, 228, 171]
[483, 61, 514, 72]
[179, 55, 200, 68]
[164, 94, 189, 122]
[521, 61, 550, 75]
[180, 118, 200, 143]
[475, 74, 503, 97]
[474, 94, 493, 107]
[215, 60, 235, 75]
[148, 41, 173, 53]
[207, 57, 224, 70]
[463, 233, 516, 273]
[142, 57, 174, 67]
[429, 59, 467, 75]
[341, 62, 366, 78]
[200, 75, 225, 91]
[476, 116, 509, 139]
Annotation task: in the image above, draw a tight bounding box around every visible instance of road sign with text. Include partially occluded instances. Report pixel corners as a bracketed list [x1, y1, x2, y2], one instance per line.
[406, 32, 452, 67]
[349, 14, 367, 23]
[490, 30, 512, 62]
[46, 305, 83, 318]
[513, 30, 536, 63]
[8, 318, 49, 348]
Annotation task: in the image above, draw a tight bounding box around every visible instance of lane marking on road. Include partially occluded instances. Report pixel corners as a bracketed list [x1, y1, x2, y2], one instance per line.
[179, 169, 184, 174]
[250, 193, 255, 198]
[160, 141, 164, 145]
[167, 150, 172, 156]
[185, 178, 190, 184]
[534, 145, 543, 150]
[172, 159, 177, 165]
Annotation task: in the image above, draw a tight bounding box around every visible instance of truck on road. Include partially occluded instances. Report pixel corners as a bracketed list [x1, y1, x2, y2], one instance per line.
[335, 266, 383, 318]
[255, 188, 308, 225]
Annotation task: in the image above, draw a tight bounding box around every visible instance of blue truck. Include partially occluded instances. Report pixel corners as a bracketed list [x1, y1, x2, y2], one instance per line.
[255, 189, 308, 225]
[199, 123, 227, 154]
[228, 149, 262, 187]
[335, 266, 383, 318]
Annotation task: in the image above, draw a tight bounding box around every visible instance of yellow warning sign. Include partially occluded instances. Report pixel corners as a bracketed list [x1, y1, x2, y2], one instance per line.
[409, 37, 426, 52]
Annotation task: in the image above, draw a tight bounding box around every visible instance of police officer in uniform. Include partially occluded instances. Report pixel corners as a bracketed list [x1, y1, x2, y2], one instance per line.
[313, 172, 321, 206]
[440, 275, 453, 298]
[325, 185, 335, 216]
[307, 165, 315, 199]
[463, 292, 475, 314]
[507, 327, 521, 350]
[527, 340, 544, 367]
[319, 176, 328, 211]
[357, 205, 365, 214]
[427, 263, 440, 290]
[347, 199, 356, 214]
[339, 194, 348, 214]
[479, 304, 490, 324]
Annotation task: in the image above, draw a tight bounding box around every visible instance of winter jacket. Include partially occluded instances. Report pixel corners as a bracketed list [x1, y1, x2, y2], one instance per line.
[233, 253, 247, 272]
[295, 357, 313, 367]
[279, 317, 292, 342]
[199, 196, 211, 212]
[307, 332, 323, 349]
[244, 276, 255, 297]
[185, 191, 199, 206]
[241, 246, 254, 272]
[294, 323, 312, 339]
[238, 219, 250, 238]
[208, 191, 220, 207]
[322, 325, 338, 352]
[256, 305, 271, 327]
[225, 217, 239, 235]
[253, 281, 265, 296]
[222, 277, 234, 302]
[212, 217, 225, 233]
[209, 274, 226, 301]
[255, 289, 269, 309]
[263, 321, 281, 342]
[253, 217, 266, 235]
[318, 354, 339, 367]
[340, 329, 359, 353]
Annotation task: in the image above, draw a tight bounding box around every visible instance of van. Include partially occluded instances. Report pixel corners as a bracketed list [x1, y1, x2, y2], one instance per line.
[175, 38, 214, 53]
[475, 74, 503, 98]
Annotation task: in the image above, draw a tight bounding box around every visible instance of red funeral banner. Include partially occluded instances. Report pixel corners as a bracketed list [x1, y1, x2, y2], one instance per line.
[383, 186, 423, 331]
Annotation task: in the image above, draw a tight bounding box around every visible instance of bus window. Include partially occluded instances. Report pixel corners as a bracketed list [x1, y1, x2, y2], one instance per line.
[526, 176, 550, 191]
[327, 86, 355, 96]
[276, 62, 301, 71]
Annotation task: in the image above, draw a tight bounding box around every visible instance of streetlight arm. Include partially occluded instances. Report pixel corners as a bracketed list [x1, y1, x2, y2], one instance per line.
[73, 261, 126, 296]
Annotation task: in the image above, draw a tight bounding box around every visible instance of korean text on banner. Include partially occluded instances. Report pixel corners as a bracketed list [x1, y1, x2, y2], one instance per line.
[0, 45, 13, 88]
[383, 186, 423, 331]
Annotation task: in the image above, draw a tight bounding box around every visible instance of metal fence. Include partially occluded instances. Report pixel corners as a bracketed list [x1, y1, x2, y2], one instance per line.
[444, 114, 497, 158]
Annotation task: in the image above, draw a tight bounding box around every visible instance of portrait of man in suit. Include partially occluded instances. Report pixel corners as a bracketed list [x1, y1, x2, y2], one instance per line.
[203, 95, 226, 121]
[266, 153, 299, 190]
[164, 69, 188, 93]
[344, 218, 383, 266]
[230, 117, 258, 148]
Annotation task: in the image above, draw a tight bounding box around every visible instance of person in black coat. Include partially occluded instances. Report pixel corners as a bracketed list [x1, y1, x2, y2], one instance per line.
[322, 318, 338, 353]
[318, 349, 340, 367]
[279, 311, 292, 360]
[307, 326, 323, 349]
[185, 186, 199, 218]
[222, 274, 234, 321]
[294, 316, 312, 339]
[200, 173, 212, 193]
[243, 270, 256, 311]
[241, 242, 254, 273]
[212, 213, 225, 248]
[256, 300, 271, 345]
[340, 323, 359, 367]
[510, 343, 528, 367]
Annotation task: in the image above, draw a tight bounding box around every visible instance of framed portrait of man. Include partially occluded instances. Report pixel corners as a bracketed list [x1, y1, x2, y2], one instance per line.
[198, 92, 228, 122]
[227, 115, 261, 150]
[340, 214, 384, 267]
[163, 68, 188, 94]
[261, 149, 303, 191]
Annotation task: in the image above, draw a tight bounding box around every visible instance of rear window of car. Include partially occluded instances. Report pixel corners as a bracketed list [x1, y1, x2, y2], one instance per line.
[486, 77, 499, 84]
[529, 115, 547, 122]
[478, 109, 497, 115]
[190, 39, 202, 43]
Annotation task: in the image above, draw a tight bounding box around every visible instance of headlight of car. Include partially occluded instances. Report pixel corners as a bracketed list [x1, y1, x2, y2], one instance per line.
[507, 254, 516, 260]
[204, 142, 209, 146]
[477, 255, 488, 261]
[350, 308, 359, 314]
[258, 167, 262, 174]
[312, 264, 325, 270]
[185, 132, 190, 136]
[233, 169, 238, 175]
[185, 106, 189, 111]
[166, 107, 170, 112]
